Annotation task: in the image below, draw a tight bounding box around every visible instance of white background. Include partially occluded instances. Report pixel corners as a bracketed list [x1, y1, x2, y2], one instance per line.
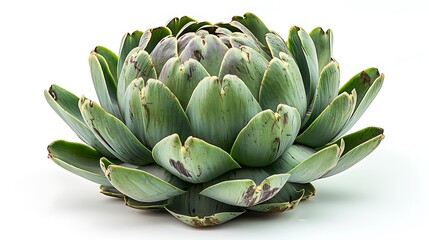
[1, 0, 428, 239]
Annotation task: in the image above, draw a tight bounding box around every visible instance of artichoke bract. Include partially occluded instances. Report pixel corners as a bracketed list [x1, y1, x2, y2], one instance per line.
[45, 13, 385, 227]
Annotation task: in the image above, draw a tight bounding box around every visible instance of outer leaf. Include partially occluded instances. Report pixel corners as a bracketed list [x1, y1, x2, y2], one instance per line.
[117, 31, 143, 79]
[336, 73, 384, 138]
[100, 185, 123, 198]
[165, 184, 245, 227]
[259, 55, 307, 119]
[124, 79, 193, 149]
[296, 91, 356, 147]
[302, 60, 340, 128]
[218, 46, 269, 99]
[94, 46, 118, 83]
[265, 32, 290, 58]
[179, 34, 228, 76]
[287, 26, 318, 103]
[89, 52, 121, 118]
[117, 47, 157, 115]
[124, 196, 166, 210]
[322, 127, 384, 177]
[339, 68, 380, 107]
[152, 134, 240, 183]
[44, 85, 113, 157]
[267, 144, 341, 183]
[166, 16, 197, 36]
[80, 99, 153, 165]
[101, 158, 187, 202]
[159, 57, 210, 108]
[231, 12, 270, 46]
[139, 27, 172, 54]
[230, 104, 301, 167]
[200, 169, 290, 207]
[309, 28, 333, 73]
[47, 140, 115, 186]
[186, 75, 262, 151]
[149, 36, 178, 76]
[246, 183, 305, 212]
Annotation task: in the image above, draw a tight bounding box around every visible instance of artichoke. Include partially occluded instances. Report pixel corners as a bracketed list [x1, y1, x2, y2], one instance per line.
[45, 12, 385, 227]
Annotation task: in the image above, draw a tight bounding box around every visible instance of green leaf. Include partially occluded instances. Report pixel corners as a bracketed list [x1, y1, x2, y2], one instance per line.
[179, 34, 228, 76]
[100, 185, 123, 198]
[259, 54, 307, 119]
[89, 52, 121, 118]
[265, 32, 290, 58]
[246, 183, 305, 213]
[309, 28, 333, 73]
[124, 78, 193, 149]
[296, 91, 356, 147]
[117, 47, 157, 115]
[139, 26, 172, 54]
[165, 184, 245, 227]
[301, 60, 340, 128]
[149, 36, 178, 76]
[159, 57, 210, 108]
[231, 12, 270, 46]
[295, 182, 317, 200]
[117, 31, 143, 79]
[166, 16, 197, 36]
[94, 46, 118, 83]
[200, 169, 290, 207]
[124, 196, 166, 210]
[79, 99, 153, 165]
[186, 75, 262, 151]
[266, 144, 341, 183]
[47, 140, 118, 186]
[229, 33, 271, 60]
[44, 85, 113, 157]
[218, 46, 269, 99]
[176, 21, 212, 37]
[101, 158, 187, 202]
[336, 73, 384, 138]
[152, 134, 240, 183]
[230, 104, 301, 167]
[339, 68, 380, 107]
[322, 127, 384, 178]
[287, 26, 318, 103]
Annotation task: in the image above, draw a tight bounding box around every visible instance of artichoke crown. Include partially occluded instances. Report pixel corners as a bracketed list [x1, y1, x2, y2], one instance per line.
[45, 13, 384, 227]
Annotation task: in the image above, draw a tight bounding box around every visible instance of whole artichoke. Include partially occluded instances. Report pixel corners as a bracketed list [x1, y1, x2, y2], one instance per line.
[45, 13, 384, 227]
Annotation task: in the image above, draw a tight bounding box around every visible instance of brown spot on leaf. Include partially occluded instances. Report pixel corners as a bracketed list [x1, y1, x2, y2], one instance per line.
[192, 216, 219, 227]
[242, 185, 257, 206]
[47, 148, 53, 159]
[186, 63, 197, 80]
[169, 159, 192, 177]
[48, 86, 57, 100]
[360, 71, 371, 85]
[194, 50, 204, 61]
[260, 184, 279, 202]
[283, 112, 289, 126]
[129, 55, 142, 72]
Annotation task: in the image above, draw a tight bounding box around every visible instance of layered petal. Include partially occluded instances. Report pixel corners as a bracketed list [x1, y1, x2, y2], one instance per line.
[186, 75, 262, 151]
[230, 104, 301, 167]
[152, 134, 240, 183]
[101, 158, 187, 202]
